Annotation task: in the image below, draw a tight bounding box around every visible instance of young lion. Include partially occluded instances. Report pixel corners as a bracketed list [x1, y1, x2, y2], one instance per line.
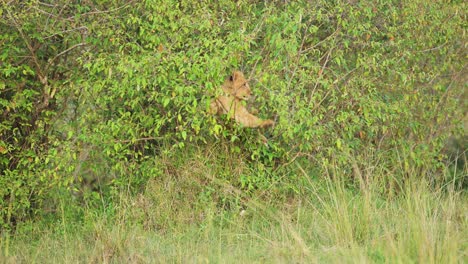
[210, 71, 274, 128]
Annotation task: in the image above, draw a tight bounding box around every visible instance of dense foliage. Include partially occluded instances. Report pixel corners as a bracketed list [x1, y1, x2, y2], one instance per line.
[0, 0, 465, 232]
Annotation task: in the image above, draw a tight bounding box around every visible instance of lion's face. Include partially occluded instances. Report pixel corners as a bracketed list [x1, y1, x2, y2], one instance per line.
[224, 71, 252, 100]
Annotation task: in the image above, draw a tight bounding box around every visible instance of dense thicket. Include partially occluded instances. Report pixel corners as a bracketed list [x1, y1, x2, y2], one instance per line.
[1, 1, 465, 229]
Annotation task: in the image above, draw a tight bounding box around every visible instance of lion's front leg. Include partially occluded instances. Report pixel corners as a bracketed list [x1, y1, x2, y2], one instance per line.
[259, 119, 275, 128]
[209, 100, 219, 115]
[235, 108, 275, 128]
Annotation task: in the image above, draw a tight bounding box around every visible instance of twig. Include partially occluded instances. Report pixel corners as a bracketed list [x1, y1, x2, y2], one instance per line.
[300, 27, 340, 54]
[65, 0, 136, 20]
[44, 26, 88, 39]
[312, 66, 357, 112]
[114, 137, 164, 143]
[32, 6, 59, 18]
[4, 7, 46, 84]
[418, 41, 448, 53]
[286, 13, 308, 92]
[46, 42, 86, 69]
[309, 47, 333, 104]
[248, 9, 270, 79]
[38, 1, 57, 7]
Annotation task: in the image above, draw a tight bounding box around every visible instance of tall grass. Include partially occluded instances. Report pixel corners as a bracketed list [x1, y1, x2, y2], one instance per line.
[1, 146, 466, 263]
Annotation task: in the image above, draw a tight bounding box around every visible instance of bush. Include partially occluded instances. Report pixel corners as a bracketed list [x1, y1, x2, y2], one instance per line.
[0, 0, 465, 229]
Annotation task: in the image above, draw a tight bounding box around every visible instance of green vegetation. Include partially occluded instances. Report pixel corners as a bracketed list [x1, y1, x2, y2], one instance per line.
[1, 0, 466, 263]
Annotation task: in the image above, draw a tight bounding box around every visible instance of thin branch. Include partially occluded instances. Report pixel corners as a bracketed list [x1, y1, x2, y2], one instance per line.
[3, 0, 15, 5]
[38, 1, 57, 7]
[32, 6, 59, 18]
[4, 7, 46, 84]
[309, 47, 333, 105]
[44, 26, 88, 39]
[46, 42, 86, 69]
[286, 13, 308, 92]
[418, 41, 448, 53]
[248, 8, 271, 79]
[65, 0, 136, 20]
[312, 66, 357, 112]
[114, 137, 164, 143]
[300, 27, 340, 54]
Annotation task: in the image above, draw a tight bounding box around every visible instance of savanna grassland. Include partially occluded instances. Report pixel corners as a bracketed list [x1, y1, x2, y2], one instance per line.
[1, 1, 466, 263]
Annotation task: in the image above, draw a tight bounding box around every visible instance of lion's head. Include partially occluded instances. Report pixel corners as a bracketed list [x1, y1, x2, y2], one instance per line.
[210, 70, 275, 128]
[222, 71, 252, 100]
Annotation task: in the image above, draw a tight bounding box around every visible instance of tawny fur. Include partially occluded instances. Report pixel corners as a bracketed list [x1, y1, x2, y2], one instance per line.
[210, 71, 274, 128]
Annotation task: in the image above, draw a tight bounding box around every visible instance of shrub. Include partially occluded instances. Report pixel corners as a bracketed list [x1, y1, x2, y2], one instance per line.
[0, 0, 465, 228]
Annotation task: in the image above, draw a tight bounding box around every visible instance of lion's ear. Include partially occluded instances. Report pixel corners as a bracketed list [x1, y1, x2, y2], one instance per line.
[231, 71, 244, 82]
